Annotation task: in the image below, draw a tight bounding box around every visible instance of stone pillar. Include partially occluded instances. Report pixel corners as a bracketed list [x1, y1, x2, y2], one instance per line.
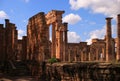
[5, 19, 9, 28]
[106, 17, 112, 61]
[117, 14, 120, 61]
[55, 22, 63, 59]
[60, 31, 63, 60]
[51, 23, 56, 58]
[63, 23, 68, 61]
[56, 30, 63, 59]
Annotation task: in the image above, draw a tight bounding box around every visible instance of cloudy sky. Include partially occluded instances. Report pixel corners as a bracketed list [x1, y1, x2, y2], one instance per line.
[0, 0, 120, 44]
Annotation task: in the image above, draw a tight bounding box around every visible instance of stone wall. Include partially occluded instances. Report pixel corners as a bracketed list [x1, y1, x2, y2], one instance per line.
[38, 62, 120, 81]
[67, 42, 89, 62]
[90, 39, 106, 61]
[27, 12, 50, 62]
[0, 19, 18, 62]
[22, 36, 27, 61]
[0, 24, 5, 62]
[17, 40, 23, 60]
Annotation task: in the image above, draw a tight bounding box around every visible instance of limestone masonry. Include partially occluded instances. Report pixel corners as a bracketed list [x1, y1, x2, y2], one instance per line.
[0, 10, 120, 63]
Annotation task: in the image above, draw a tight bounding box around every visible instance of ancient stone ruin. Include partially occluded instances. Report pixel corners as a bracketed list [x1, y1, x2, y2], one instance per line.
[1, 10, 120, 81]
[0, 10, 120, 63]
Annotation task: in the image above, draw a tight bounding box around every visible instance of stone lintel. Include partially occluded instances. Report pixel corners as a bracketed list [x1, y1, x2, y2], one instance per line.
[51, 10, 65, 15]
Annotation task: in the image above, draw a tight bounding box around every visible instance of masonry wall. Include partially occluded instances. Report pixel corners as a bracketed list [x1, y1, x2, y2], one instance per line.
[22, 36, 27, 61]
[90, 40, 106, 61]
[5, 19, 18, 61]
[67, 42, 89, 62]
[17, 40, 23, 60]
[0, 24, 5, 62]
[27, 12, 50, 62]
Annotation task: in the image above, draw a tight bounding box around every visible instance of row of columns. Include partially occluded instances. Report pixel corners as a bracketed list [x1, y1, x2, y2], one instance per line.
[106, 14, 120, 61]
[51, 22, 68, 61]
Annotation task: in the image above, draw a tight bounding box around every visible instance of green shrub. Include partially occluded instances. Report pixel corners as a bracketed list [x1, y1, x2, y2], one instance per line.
[48, 57, 57, 64]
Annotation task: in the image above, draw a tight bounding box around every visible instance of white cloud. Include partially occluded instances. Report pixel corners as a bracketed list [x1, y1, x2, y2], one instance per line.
[69, 0, 120, 17]
[86, 27, 105, 45]
[18, 29, 25, 39]
[68, 31, 81, 43]
[63, 13, 82, 25]
[86, 25, 116, 45]
[0, 11, 8, 19]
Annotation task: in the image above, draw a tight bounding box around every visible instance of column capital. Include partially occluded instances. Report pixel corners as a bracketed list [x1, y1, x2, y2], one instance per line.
[106, 17, 113, 20]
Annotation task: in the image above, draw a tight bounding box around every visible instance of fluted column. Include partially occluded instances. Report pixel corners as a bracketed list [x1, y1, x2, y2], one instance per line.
[117, 14, 120, 60]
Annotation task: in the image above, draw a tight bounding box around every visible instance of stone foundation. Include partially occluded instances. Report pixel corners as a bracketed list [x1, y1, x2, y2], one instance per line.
[38, 62, 120, 81]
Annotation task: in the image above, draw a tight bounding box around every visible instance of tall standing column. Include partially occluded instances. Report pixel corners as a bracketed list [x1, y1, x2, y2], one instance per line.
[55, 22, 63, 60]
[51, 23, 56, 58]
[117, 14, 120, 60]
[106, 17, 112, 61]
[56, 30, 63, 59]
[63, 23, 68, 61]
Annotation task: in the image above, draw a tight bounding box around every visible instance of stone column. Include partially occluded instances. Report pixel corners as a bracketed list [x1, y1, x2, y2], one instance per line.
[106, 17, 112, 61]
[56, 30, 63, 59]
[51, 23, 56, 58]
[60, 31, 63, 60]
[117, 14, 120, 61]
[63, 23, 68, 61]
[55, 22, 63, 60]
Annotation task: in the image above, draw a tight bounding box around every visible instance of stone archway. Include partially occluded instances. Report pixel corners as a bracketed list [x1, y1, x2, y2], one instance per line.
[27, 10, 68, 62]
[45, 10, 68, 61]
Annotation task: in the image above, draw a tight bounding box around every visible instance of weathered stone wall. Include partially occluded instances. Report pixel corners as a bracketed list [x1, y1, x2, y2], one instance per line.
[0, 19, 18, 62]
[90, 39, 106, 61]
[67, 42, 89, 62]
[22, 36, 27, 61]
[17, 40, 23, 60]
[0, 24, 5, 62]
[16, 37, 27, 61]
[27, 12, 50, 62]
[5, 19, 18, 61]
[38, 62, 120, 81]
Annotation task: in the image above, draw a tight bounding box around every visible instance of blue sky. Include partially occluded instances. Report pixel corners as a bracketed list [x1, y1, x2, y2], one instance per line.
[0, 0, 120, 44]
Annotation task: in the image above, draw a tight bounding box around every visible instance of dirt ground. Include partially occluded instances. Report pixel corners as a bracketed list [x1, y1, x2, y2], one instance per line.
[0, 73, 37, 81]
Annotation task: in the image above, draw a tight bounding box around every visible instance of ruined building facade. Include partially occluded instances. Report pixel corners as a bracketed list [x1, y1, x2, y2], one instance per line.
[0, 10, 120, 64]
[27, 10, 68, 62]
[0, 19, 27, 63]
[0, 19, 18, 62]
